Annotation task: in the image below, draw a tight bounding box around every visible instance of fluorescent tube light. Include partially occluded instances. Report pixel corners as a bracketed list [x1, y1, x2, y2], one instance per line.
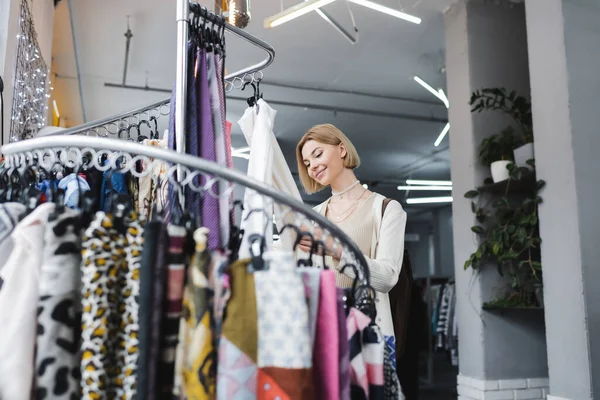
[406, 196, 453, 204]
[406, 179, 452, 186]
[438, 89, 449, 108]
[347, 0, 421, 24]
[414, 76, 448, 104]
[264, 0, 337, 28]
[397, 185, 452, 191]
[434, 122, 450, 147]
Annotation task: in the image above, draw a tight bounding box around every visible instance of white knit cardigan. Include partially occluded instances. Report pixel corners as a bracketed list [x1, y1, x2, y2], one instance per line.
[313, 193, 407, 337]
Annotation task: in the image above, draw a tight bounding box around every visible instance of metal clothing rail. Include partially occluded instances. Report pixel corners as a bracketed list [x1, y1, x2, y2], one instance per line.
[175, 1, 275, 168]
[0, 135, 370, 286]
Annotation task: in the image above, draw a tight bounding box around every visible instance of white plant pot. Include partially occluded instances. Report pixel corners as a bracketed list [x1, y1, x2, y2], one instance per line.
[491, 160, 511, 183]
[514, 142, 534, 168]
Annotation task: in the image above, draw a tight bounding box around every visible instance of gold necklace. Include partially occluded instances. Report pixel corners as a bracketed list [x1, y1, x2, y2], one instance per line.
[328, 189, 367, 221]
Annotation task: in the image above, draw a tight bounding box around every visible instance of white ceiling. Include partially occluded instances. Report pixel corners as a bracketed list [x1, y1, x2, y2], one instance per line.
[50, 0, 453, 216]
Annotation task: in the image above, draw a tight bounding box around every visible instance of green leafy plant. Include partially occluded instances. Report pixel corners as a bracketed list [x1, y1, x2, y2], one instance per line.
[470, 88, 533, 143]
[478, 126, 520, 166]
[464, 162, 545, 307]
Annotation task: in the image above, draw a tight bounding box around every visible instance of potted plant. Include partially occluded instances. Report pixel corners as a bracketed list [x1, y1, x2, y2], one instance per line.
[470, 88, 534, 168]
[478, 126, 520, 183]
[464, 164, 546, 308]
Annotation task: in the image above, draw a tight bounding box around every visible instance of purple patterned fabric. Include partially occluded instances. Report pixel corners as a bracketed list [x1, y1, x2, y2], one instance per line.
[199, 49, 220, 249]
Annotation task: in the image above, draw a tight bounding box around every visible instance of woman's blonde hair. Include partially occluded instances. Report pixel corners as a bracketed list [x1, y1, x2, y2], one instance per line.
[296, 123, 360, 194]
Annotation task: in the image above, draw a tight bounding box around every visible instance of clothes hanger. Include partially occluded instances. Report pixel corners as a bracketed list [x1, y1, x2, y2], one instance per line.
[117, 126, 129, 141]
[0, 165, 13, 202]
[169, 174, 197, 231]
[136, 121, 151, 143]
[126, 125, 138, 142]
[148, 116, 159, 140]
[296, 231, 316, 267]
[311, 239, 329, 269]
[48, 162, 66, 222]
[18, 164, 43, 221]
[228, 199, 245, 262]
[339, 261, 377, 319]
[241, 81, 257, 107]
[242, 207, 273, 269]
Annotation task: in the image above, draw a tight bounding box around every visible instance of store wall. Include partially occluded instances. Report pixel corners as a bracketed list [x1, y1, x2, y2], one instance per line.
[0, 0, 21, 143]
[0, 0, 54, 143]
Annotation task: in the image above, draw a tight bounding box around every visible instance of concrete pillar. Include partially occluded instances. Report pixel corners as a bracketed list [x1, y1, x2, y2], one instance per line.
[525, 1, 600, 399]
[445, 1, 548, 398]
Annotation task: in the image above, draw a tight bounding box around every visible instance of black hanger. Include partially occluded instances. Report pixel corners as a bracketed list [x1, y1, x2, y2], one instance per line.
[340, 261, 377, 319]
[149, 116, 160, 140]
[247, 233, 266, 271]
[242, 81, 258, 107]
[117, 126, 129, 141]
[48, 164, 66, 222]
[169, 175, 197, 231]
[18, 165, 42, 220]
[296, 231, 316, 267]
[228, 200, 245, 261]
[0, 166, 12, 202]
[126, 125, 138, 141]
[311, 239, 329, 269]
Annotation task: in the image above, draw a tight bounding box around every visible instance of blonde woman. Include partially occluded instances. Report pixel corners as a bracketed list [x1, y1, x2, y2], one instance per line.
[296, 123, 407, 346]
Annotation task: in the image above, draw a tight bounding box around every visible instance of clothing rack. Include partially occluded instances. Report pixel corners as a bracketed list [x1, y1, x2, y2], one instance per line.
[175, 1, 274, 203]
[1, 135, 371, 286]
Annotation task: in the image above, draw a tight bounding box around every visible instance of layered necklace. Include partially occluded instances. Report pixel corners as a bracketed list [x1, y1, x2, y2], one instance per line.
[331, 180, 361, 200]
[328, 182, 367, 222]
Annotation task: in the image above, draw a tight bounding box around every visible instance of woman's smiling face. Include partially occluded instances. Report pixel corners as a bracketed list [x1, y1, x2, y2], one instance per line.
[301, 139, 346, 187]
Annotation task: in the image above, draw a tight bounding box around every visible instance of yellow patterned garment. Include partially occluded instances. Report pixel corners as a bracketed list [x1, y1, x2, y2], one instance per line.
[80, 211, 144, 400]
[175, 227, 216, 400]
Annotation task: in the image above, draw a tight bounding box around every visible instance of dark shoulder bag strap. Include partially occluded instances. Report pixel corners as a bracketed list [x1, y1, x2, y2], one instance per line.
[382, 198, 413, 359]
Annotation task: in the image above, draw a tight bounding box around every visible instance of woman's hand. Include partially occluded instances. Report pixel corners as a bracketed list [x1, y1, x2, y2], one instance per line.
[297, 226, 342, 261]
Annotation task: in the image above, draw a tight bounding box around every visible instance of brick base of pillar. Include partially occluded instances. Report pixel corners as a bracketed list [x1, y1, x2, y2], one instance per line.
[457, 374, 549, 400]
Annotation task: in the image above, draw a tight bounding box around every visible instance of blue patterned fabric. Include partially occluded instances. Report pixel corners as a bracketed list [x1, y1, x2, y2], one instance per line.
[384, 335, 397, 371]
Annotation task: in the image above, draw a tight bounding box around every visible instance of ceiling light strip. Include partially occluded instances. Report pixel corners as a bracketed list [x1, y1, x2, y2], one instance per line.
[406, 196, 453, 204]
[406, 179, 452, 186]
[264, 0, 337, 28]
[397, 185, 452, 191]
[347, 0, 421, 24]
[414, 76, 447, 104]
[434, 122, 450, 147]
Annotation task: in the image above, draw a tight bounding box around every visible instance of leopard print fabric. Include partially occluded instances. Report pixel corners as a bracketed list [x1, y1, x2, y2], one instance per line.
[36, 208, 82, 400]
[80, 211, 144, 400]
